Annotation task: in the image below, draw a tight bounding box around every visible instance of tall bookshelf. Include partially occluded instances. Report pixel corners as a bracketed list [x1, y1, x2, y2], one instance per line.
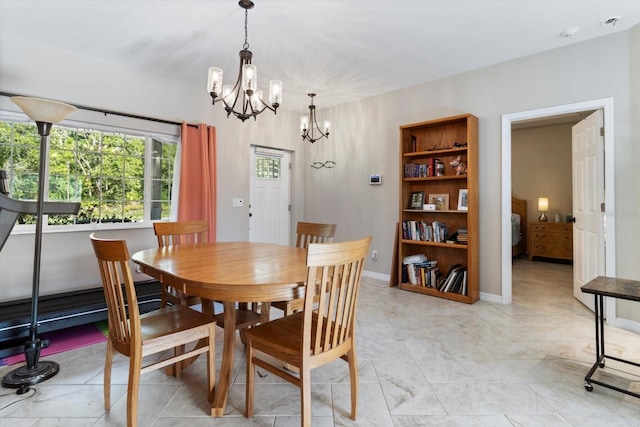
[397, 113, 479, 303]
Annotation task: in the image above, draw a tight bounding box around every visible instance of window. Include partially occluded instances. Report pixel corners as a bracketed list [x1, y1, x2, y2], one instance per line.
[255, 156, 281, 179]
[0, 117, 177, 228]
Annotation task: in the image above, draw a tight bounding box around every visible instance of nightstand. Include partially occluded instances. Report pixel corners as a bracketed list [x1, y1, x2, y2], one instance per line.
[528, 222, 573, 261]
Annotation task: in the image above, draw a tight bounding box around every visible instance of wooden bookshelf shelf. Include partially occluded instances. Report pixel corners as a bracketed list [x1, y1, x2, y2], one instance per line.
[403, 175, 467, 182]
[400, 239, 468, 249]
[397, 113, 479, 303]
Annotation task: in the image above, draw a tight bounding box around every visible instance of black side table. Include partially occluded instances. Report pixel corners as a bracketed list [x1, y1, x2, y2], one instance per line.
[581, 276, 640, 398]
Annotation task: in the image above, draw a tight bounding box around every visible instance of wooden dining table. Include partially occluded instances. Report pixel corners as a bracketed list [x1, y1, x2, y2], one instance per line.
[131, 241, 308, 417]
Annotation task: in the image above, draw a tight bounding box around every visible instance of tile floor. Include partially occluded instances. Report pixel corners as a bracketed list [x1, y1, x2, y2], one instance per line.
[1, 259, 639, 426]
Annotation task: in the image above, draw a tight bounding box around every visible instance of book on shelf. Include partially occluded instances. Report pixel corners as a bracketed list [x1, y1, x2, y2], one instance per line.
[432, 221, 447, 242]
[402, 254, 441, 287]
[434, 159, 444, 176]
[456, 228, 468, 243]
[404, 162, 430, 178]
[461, 270, 468, 295]
[402, 220, 447, 243]
[449, 269, 465, 293]
[405, 260, 439, 287]
[440, 265, 468, 295]
[403, 253, 427, 264]
[438, 264, 465, 292]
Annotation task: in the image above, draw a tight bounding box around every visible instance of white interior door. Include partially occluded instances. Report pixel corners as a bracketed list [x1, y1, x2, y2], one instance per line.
[249, 146, 290, 245]
[572, 109, 605, 311]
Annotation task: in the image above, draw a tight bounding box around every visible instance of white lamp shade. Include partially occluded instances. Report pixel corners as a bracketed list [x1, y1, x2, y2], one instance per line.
[11, 96, 76, 124]
[222, 85, 234, 105]
[538, 197, 549, 211]
[207, 67, 223, 93]
[269, 80, 282, 105]
[250, 89, 263, 110]
[242, 64, 257, 92]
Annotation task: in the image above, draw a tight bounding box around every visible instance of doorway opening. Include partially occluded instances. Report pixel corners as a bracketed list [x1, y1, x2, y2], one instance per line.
[501, 98, 616, 321]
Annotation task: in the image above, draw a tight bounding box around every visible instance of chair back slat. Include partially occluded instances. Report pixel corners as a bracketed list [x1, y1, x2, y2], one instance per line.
[303, 236, 370, 356]
[295, 222, 336, 249]
[90, 234, 141, 352]
[154, 220, 208, 247]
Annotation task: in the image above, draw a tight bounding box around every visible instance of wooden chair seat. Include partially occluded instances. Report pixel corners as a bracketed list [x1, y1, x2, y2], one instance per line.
[246, 236, 371, 427]
[90, 234, 216, 427]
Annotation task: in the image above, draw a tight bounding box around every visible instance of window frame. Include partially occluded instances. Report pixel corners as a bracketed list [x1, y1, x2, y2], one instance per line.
[0, 111, 179, 234]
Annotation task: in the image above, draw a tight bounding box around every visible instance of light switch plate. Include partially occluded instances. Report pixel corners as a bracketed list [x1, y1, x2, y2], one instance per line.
[233, 198, 244, 207]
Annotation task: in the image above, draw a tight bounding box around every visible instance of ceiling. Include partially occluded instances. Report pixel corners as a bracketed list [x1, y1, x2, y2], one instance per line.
[1, 1, 639, 114]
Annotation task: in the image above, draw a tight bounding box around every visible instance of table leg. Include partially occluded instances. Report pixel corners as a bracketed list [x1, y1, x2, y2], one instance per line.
[211, 301, 236, 417]
[260, 302, 270, 323]
[597, 295, 605, 366]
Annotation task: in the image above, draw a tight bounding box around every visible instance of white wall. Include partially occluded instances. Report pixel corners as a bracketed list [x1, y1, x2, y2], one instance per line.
[0, 35, 304, 301]
[620, 24, 640, 324]
[306, 29, 638, 310]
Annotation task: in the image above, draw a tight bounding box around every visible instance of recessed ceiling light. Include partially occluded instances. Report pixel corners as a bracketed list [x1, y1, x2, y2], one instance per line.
[560, 27, 579, 38]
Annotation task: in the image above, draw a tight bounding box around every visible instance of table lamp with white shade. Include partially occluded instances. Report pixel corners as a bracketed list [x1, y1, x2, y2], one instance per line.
[538, 197, 549, 222]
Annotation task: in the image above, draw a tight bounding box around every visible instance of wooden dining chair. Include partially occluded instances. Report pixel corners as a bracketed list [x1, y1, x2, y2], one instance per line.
[270, 221, 337, 316]
[90, 233, 216, 427]
[153, 220, 208, 307]
[245, 236, 371, 427]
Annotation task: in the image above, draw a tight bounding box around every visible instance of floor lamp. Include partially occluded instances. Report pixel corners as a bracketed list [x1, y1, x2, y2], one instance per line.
[2, 96, 76, 392]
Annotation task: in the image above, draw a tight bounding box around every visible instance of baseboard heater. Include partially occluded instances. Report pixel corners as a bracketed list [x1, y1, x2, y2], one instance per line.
[0, 280, 161, 359]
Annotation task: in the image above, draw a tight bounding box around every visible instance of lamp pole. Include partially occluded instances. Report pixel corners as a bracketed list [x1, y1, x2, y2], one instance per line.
[2, 97, 76, 392]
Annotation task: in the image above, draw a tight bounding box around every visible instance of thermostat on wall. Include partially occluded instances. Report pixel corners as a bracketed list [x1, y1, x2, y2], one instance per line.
[369, 174, 382, 185]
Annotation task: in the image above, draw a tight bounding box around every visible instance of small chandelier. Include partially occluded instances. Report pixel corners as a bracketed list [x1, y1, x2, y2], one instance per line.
[207, 0, 282, 122]
[300, 93, 330, 143]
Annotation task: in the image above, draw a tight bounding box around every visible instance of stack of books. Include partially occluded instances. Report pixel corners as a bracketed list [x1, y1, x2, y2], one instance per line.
[456, 228, 468, 244]
[402, 254, 441, 287]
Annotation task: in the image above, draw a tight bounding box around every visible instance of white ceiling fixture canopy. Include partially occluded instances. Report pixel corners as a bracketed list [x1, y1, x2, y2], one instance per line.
[207, 0, 282, 122]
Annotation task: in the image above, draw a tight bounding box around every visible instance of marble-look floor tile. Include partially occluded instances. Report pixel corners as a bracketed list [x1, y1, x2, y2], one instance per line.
[224, 382, 332, 417]
[430, 382, 554, 415]
[26, 419, 99, 427]
[332, 382, 394, 427]
[505, 413, 574, 426]
[374, 359, 446, 415]
[392, 414, 515, 426]
[2, 261, 638, 426]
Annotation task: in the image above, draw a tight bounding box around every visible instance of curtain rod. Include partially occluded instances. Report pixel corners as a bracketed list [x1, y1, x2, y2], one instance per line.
[0, 91, 199, 128]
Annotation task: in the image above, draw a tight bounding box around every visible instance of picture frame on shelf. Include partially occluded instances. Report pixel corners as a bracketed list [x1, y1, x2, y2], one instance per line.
[458, 189, 468, 211]
[428, 193, 449, 210]
[409, 191, 425, 209]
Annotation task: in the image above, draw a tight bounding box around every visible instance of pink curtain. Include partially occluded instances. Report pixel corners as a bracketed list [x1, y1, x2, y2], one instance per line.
[177, 122, 217, 242]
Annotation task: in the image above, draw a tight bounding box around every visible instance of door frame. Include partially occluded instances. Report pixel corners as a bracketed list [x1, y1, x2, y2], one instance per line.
[501, 98, 616, 322]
